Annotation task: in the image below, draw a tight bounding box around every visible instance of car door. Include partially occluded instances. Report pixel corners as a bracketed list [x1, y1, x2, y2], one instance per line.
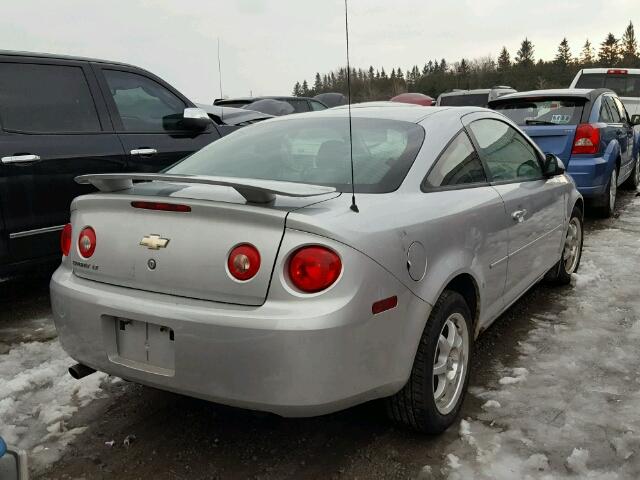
[422, 129, 508, 325]
[94, 64, 220, 172]
[611, 96, 635, 180]
[466, 117, 565, 307]
[0, 57, 126, 267]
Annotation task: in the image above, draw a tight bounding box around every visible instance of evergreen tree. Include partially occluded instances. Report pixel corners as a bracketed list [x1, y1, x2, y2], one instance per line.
[380, 67, 387, 79]
[515, 38, 535, 66]
[313, 73, 322, 93]
[599, 33, 621, 65]
[457, 59, 470, 75]
[621, 21, 639, 65]
[439, 59, 448, 72]
[555, 38, 572, 66]
[301, 80, 309, 96]
[292, 81, 302, 96]
[579, 40, 596, 66]
[497, 47, 511, 71]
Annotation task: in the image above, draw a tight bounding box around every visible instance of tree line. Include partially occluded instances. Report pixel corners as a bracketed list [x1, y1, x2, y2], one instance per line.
[292, 21, 640, 102]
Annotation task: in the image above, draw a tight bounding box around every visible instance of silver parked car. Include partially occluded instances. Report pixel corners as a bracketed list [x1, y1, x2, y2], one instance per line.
[51, 105, 583, 433]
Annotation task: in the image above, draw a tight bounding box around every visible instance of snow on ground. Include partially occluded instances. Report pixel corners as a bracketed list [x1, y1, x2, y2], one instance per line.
[0, 335, 109, 470]
[436, 197, 640, 479]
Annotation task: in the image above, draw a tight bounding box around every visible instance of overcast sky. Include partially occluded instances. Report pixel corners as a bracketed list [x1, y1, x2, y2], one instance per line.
[0, 0, 636, 102]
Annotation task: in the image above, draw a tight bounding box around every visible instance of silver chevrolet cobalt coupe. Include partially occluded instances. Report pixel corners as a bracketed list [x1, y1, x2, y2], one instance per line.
[51, 105, 583, 433]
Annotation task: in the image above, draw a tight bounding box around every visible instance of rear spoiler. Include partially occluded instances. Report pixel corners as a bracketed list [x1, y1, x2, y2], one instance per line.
[76, 173, 336, 204]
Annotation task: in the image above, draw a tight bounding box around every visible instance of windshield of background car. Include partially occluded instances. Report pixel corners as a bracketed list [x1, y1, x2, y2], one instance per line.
[439, 93, 488, 107]
[168, 117, 425, 193]
[493, 98, 585, 126]
[575, 73, 640, 97]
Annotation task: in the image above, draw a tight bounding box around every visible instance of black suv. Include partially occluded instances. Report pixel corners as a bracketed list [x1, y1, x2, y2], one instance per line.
[0, 51, 225, 275]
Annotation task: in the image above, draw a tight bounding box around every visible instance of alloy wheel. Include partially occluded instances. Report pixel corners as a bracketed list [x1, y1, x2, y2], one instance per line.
[563, 217, 582, 274]
[432, 313, 469, 415]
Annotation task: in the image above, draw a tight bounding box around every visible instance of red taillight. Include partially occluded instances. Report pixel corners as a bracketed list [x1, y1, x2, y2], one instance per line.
[131, 201, 191, 212]
[78, 227, 96, 258]
[228, 244, 261, 281]
[572, 123, 600, 155]
[607, 69, 628, 75]
[288, 246, 342, 293]
[60, 223, 72, 256]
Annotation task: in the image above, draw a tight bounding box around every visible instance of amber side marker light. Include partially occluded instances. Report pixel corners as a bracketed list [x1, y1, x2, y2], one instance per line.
[372, 295, 398, 315]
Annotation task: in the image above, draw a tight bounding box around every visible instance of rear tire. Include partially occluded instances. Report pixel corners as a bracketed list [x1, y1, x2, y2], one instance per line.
[596, 168, 617, 218]
[385, 290, 472, 434]
[546, 206, 583, 285]
[623, 155, 640, 190]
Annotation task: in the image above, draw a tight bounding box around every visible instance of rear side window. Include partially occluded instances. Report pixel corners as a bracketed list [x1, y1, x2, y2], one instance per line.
[575, 73, 640, 96]
[605, 97, 623, 123]
[425, 132, 486, 188]
[103, 70, 186, 132]
[287, 99, 310, 113]
[493, 98, 584, 126]
[310, 100, 327, 111]
[612, 97, 630, 123]
[439, 93, 489, 107]
[468, 119, 543, 183]
[0, 63, 101, 133]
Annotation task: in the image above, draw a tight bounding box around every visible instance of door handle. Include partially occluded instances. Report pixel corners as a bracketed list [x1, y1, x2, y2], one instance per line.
[130, 148, 158, 156]
[511, 209, 527, 223]
[1, 154, 41, 164]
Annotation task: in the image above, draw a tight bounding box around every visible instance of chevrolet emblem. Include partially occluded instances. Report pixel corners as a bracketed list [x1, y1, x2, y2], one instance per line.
[140, 234, 170, 250]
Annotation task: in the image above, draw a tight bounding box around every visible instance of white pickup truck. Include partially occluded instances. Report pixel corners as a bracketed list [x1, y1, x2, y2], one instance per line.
[570, 68, 640, 122]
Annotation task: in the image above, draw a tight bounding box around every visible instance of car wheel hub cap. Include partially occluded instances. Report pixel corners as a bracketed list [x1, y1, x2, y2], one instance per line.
[563, 217, 582, 274]
[432, 313, 469, 415]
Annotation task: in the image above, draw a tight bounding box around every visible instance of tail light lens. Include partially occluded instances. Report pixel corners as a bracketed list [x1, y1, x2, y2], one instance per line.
[288, 246, 342, 293]
[60, 223, 72, 256]
[228, 244, 261, 281]
[78, 227, 96, 258]
[572, 123, 600, 155]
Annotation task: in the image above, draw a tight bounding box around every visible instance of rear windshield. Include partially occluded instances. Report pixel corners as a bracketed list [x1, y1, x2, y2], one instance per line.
[575, 73, 640, 97]
[493, 98, 585, 126]
[439, 93, 488, 107]
[168, 117, 425, 193]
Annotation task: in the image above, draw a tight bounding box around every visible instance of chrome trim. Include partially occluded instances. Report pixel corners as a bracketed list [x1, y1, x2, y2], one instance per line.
[489, 255, 508, 269]
[9, 224, 65, 239]
[510, 223, 564, 258]
[1, 154, 41, 164]
[130, 148, 158, 156]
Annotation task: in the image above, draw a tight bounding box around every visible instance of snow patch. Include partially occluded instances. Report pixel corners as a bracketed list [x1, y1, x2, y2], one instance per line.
[481, 400, 501, 410]
[0, 340, 108, 470]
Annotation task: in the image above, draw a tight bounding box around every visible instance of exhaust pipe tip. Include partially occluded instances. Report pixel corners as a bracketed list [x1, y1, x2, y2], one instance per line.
[68, 363, 96, 380]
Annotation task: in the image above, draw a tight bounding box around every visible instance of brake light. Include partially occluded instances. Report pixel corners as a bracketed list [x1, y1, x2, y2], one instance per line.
[228, 244, 261, 281]
[61, 223, 72, 256]
[131, 201, 191, 212]
[607, 69, 628, 75]
[288, 246, 342, 293]
[78, 227, 96, 258]
[572, 123, 600, 155]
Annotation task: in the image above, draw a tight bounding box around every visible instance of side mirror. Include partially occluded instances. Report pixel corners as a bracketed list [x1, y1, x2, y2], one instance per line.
[182, 107, 213, 131]
[543, 153, 565, 177]
[631, 114, 640, 126]
[0, 437, 28, 480]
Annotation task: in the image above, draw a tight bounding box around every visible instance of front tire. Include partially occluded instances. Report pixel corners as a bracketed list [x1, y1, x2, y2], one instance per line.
[546, 206, 583, 285]
[386, 290, 472, 434]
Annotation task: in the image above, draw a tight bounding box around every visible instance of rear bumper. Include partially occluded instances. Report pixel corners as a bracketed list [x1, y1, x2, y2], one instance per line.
[566, 155, 610, 198]
[50, 265, 431, 417]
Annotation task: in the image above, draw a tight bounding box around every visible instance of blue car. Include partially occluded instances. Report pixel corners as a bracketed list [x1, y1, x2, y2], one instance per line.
[490, 88, 640, 216]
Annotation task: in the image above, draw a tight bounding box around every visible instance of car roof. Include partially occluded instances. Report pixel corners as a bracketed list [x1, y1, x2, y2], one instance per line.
[577, 67, 640, 74]
[439, 87, 514, 97]
[0, 49, 135, 67]
[489, 88, 613, 104]
[268, 104, 485, 124]
[216, 96, 321, 102]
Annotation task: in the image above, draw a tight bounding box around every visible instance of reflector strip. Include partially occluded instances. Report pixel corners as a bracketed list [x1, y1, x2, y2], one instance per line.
[372, 296, 398, 314]
[131, 201, 191, 212]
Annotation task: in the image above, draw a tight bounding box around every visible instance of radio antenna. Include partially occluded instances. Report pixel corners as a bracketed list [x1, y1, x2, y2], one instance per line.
[344, 0, 358, 213]
[217, 37, 224, 124]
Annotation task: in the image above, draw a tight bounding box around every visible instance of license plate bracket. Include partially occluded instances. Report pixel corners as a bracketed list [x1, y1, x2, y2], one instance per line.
[113, 317, 175, 375]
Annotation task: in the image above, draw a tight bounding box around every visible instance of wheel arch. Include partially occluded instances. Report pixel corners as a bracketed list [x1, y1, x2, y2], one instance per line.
[439, 272, 480, 335]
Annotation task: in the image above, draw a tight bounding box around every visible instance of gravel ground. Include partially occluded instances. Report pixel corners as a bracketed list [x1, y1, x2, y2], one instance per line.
[1, 191, 638, 480]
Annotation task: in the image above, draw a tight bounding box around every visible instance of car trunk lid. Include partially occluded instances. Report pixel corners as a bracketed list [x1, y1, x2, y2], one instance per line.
[69, 177, 337, 306]
[519, 125, 578, 164]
